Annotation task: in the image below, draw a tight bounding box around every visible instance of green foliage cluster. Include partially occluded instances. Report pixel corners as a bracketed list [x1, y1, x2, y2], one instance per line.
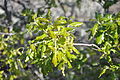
[89, 13, 120, 77]
[25, 10, 83, 75]
[0, 29, 26, 79]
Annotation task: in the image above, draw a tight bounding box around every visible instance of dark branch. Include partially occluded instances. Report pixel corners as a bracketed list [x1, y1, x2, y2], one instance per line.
[4, 0, 12, 23]
[11, 0, 26, 10]
[58, 0, 66, 16]
[0, 5, 5, 10]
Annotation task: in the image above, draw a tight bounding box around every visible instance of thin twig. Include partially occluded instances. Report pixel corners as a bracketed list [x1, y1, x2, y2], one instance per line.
[73, 43, 101, 49]
[34, 70, 44, 80]
[0, 32, 15, 35]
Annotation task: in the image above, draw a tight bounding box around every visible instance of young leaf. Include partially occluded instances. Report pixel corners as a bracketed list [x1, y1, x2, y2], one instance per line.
[72, 46, 80, 54]
[69, 22, 83, 27]
[55, 20, 67, 25]
[42, 45, 46, 52]
[99, 68, 107, 78]
[52, 53, 58, 67]
[30, 44, 36, 51]
[67, 61, 72, 68]
[96, 33, 104, 44]
[36, 34, 47, 40]
[36, 17, 49, 23]
[99, 66, 109, 78]
[91, 23, 98, 37]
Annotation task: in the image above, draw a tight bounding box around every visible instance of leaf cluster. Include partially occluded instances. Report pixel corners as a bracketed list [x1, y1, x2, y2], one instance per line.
[89, 12, 120, 77]
[25, 10, 83, 75]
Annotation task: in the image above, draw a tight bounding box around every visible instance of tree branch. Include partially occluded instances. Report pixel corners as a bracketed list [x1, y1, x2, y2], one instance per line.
[0, 5, 5, 10]
[11, 0, 26, 10]
[58, 0, 66, 16]
[0, 32, 15, 35]
[73, 43, 100, 49]
[4, 0, 12, 23]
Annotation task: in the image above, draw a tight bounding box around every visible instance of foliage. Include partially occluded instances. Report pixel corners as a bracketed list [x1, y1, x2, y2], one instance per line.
[89, 12, 120, 78]
[0, 29, 26, 79]
[25, 10, 83, 76]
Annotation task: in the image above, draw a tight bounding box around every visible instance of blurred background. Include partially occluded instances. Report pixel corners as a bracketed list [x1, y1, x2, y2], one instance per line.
[0, 0, 120, 80]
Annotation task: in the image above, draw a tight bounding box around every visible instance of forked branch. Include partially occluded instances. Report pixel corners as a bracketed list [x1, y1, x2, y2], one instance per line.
[74, 43, 100, 49]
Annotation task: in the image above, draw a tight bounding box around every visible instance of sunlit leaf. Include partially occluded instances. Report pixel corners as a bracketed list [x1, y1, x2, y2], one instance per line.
[36, 34, 47, 40]
[52, 53, 58, 67]
[55, 20, 67, 25]
[72, 46, 80, 54]
[96, 33, 104, 44]
[91, 23, 98, 37]
[42, 45, 46, 52]
[36, 17, 49, 23]
[99, 68, 107, 78]
[30, 44, 36, 51]
[69, 22, 83, 27]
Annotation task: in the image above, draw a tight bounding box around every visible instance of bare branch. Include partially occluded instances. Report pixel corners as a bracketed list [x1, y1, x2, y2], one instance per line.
[4, 0, 12, 23]
[11, 0, 26, 10]
[58, 0, 66, 16]
[0, 5, 5, 10]
[73, 43, 101, 49]
[0, 32, 15, 35]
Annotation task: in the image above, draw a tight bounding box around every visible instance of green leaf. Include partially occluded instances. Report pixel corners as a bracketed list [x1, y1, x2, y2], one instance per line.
[99, 68, 107, 78]
[67, 61, 72, 68]
[49, 31, 55, 38]
[69, 22, 83, 27]
[57, 51, 63, 62]
[52, 53, 58, 67]
[25, 56, 29, 62]
[58, 62, 65, 76]
[57, 26, 63, 31]
[18, 59, 23, 68]
[57, 37, 66, 44]
[114, 30, 118, 39]
[99, 66, 109, 78]
[36, 17, 49, 23]
[30, 44, 36, 51]
[26, 24, 33, 30]
[110, 49, 116, 53]
[104, 42, 111, 51]
[117, 21, 120, 26]
[57, 16, 67, 20]
[32, 13, 37, 20]
[55, 20, 67, 25]
[96, 33, 104, 44]
[42, 45, 46, 52]
[14, 61, 18, 69]
[66, 52, 77, 59]
[91, 23, 98, 37]
[36, 34, 47, 40]
[72, 46, 80, 54]
[65, 27, 74, 32]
